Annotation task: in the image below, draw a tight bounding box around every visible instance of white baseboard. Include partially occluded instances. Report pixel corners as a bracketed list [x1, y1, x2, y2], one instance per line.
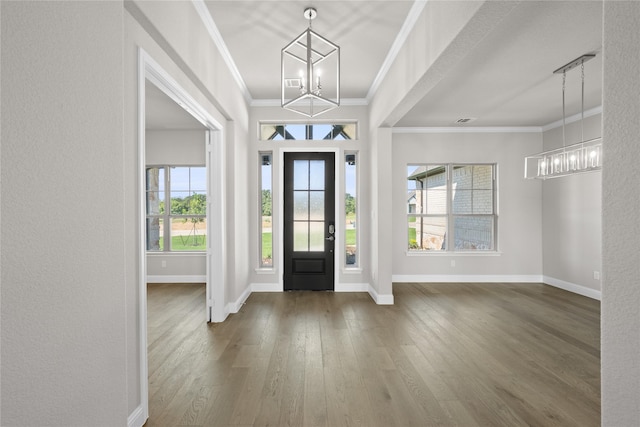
[335, 283, 370, 292]
[226, 285, 252, 314]
[128, 405, 146, 427]
[392, 274, 543, 283]
[543, 275, 601, 300]
[248, 282, 393, 304]
[146, 275, 206, 283]
[251, 283, 282, 292]
[368, 285, 394, 305]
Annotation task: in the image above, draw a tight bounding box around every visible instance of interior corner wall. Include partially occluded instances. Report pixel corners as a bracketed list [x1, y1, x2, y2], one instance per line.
[391, 131, 543, 280]
[601, 2, 640, 425]
[541, 115, 602, 296]
[125, 0, 250, 420]
[370, 127, 394, 300]
[1, 1, 128, 424]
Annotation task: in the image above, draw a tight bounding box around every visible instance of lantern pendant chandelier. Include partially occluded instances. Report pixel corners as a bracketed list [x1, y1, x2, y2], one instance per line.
[524, 54, 603, 179]
[281, 7, 340, 118]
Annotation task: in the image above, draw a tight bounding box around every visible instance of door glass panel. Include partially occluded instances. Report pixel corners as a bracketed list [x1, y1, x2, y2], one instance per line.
[309, 160, 325, 190]
[309, 222, 325, 251]
[309, 191, 325, 221]
[294, 160, 309, 190]
[293, 191, 309, 220]
[294, 222, 308, 251]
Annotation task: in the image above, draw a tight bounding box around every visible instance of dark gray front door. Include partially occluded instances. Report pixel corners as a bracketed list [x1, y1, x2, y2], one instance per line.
[283, 152, 335, 291]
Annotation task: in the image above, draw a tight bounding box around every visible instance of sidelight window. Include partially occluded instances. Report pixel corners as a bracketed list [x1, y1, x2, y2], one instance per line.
[259, 153, 273, 267]
[345, 152, 358, 266]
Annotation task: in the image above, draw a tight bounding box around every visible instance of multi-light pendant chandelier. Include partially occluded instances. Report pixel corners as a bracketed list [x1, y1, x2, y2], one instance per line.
[524, 54, 603, 179]
[281, 7, 340, 117]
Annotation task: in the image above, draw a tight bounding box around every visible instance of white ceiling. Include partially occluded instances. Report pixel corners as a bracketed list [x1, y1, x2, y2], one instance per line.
[147, 1, 603, 130]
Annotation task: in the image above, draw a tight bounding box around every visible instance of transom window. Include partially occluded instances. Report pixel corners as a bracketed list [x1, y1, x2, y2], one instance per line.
[146, 166, 207, 252]
[260, 122, 356, 140]
[407, 164, 497, 252]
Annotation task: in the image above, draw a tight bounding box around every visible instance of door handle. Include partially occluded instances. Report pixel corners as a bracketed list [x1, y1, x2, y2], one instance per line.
[325, 236, 335, 241]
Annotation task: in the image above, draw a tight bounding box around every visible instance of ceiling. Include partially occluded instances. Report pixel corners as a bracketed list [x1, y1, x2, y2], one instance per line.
[147, 1, 603, 129]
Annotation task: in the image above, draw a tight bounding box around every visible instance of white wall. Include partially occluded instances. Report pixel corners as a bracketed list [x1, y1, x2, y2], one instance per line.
[391, 131, 543, 281]
[542, 115, 602, 297]
[367, 1, 520, 302]
[1, 1, 128, 424]
[146, 129, 206, 165]
[126, 0, 251, 318]
[124, 0, 250, 422]
[601, 2, 640, 425]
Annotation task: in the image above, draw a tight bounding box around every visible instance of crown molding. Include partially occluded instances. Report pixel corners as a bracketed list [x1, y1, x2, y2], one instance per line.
[393, 126, 542, 134]
[192, 0, 252, 104]
[540, 105, 602, 132]
[366, 0, 428, 102]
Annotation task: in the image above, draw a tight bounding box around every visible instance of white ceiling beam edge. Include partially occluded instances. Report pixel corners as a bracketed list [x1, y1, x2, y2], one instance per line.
[192, 0, 252, 104]
[540, 105, 603, 132]
[366, 0, 429, 102]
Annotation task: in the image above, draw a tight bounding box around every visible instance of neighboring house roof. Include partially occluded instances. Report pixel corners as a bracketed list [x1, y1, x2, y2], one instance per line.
[407, 165, 446, 181]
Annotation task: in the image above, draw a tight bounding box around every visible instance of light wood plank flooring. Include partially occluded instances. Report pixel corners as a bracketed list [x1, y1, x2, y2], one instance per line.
[145, 283, 600, 426]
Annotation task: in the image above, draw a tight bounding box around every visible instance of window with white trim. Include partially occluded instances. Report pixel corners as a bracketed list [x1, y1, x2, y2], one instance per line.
[146, 166, 207, 252]
[259, 152, 273, 267]
[345, 152, 358, 266]
[407, 164, 497, 252]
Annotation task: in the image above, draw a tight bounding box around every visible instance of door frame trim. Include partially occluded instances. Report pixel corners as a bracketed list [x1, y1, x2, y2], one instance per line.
[278, 147, 340, 291]
[137, 48, 225, 423]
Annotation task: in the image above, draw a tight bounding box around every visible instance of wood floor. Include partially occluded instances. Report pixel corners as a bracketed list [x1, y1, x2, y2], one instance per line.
[145, 283, 600, 427]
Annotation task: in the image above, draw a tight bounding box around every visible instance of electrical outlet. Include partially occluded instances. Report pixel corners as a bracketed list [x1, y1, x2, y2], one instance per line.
[593, 271, 600, 280]
[451, 260, 456, 267]
[162, 260, 167, 268]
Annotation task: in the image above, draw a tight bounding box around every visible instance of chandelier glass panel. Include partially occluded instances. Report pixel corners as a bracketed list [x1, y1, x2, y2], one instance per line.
[524, 54, 602, 179]
[281, 8, 340, 118]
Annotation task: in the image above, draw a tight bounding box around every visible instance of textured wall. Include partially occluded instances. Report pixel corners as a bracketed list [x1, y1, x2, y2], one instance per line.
[392, 131, 543, 278]
[601, 2, 640, 425]
[1, 1, 127, 424]
[542, 115, 602, 294]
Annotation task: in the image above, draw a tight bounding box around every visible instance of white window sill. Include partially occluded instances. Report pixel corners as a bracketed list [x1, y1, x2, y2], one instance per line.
[255, 267, 276, 275]
[147, 251, 206, 256]
[405, 251, 502, 257]
[342, 267, 363, 274]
